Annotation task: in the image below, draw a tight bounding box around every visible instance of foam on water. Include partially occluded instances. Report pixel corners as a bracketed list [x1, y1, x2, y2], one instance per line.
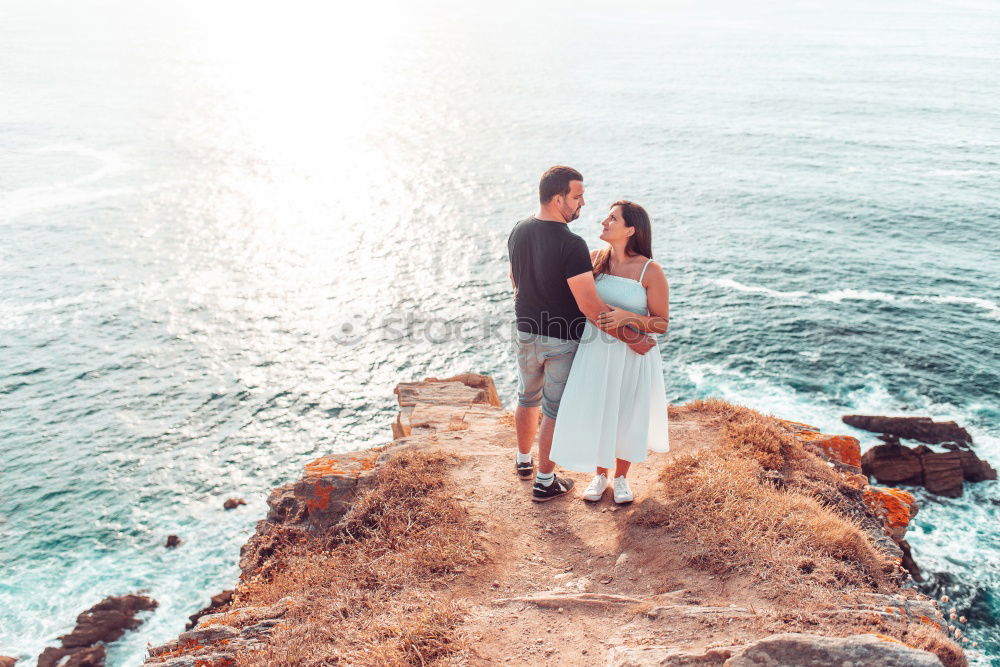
[714, 278, 1000, 320]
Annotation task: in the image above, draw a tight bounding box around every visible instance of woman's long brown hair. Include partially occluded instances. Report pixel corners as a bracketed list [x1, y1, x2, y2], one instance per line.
[593, 200, 653, 277]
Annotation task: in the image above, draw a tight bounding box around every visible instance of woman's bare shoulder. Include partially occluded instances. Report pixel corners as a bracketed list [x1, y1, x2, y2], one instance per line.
[641, 260, 667, 286]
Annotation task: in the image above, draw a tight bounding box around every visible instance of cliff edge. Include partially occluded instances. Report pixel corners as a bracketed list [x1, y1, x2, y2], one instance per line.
[144, 373, 966, 666]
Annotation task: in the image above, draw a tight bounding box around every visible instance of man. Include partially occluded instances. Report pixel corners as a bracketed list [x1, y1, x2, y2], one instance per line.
[507, 166, 656, 502]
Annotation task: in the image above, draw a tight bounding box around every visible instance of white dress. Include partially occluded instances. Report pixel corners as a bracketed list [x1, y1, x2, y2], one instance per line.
[550, 261, 669, 472]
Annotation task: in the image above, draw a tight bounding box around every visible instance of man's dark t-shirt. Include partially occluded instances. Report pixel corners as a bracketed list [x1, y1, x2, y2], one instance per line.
[507, 217, 594, 341]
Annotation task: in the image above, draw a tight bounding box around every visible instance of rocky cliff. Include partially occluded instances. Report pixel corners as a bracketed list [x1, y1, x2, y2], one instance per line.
[143, 374, 967, 666]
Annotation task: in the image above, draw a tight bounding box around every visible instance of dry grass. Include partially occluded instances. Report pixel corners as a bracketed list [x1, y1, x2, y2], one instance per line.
[684, 397, 804, 471]
[230, 449, 485, 666]
[897, 623, 968, 667]
[627, 398, 895, 603]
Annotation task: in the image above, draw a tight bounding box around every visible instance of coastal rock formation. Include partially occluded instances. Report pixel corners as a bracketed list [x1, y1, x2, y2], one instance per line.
[165, 535, 181, 548]
[863, 486, 918, 542]
[38, 594, 157, 667]
[0, 657, 16, 667]
[727, 632, 945, 666]
[145, 375, 964, 667]
[843, 415, 972, 445]
[185, 590, 233, 630]
[609, 632, 945, 666]
[776, 418, 915, 561]
[392, 372, 502, 439]
[238, 373, 505, 581]
[237, 447, 382, 580]
[901, 539, 923, 581]
[861, 443, 997, 498]
[862, 443, 925, 485]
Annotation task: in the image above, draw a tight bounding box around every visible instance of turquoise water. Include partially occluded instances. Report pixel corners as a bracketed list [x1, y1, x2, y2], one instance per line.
[1, 0, 998, 663]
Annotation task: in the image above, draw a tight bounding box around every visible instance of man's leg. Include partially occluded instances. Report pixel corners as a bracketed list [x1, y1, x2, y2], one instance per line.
[537, 337, 578, 473]
[530, 337, 578, 500]
[532, 412, 574, 501]
[514, 332, 544, 477]
[536, 414, 557, 474]
[515, 404, 540, 456]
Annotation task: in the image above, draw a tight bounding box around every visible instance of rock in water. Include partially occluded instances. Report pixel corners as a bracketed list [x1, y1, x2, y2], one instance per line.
[955, 449, 999, 482]
[842, 415, 972, 445]
[165, 534, 181, 548]
[862, 442, 996, 497]
[37, 594, 158, 667]
[0, 656, 17, 667]
[41, 646, 105, 666]
[860, 444, 924, 485]
[223, 497, 246, 510]
[919, 450, 966, 498]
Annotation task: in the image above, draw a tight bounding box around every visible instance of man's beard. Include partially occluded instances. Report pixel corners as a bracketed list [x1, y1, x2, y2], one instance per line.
[565, 206, 581, 222]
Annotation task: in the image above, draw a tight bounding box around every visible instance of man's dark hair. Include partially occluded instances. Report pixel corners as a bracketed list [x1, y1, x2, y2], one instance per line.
[539, 166, 583, 204]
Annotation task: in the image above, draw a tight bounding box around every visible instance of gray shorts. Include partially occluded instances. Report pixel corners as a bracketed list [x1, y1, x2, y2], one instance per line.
[515, 330, 579, 420]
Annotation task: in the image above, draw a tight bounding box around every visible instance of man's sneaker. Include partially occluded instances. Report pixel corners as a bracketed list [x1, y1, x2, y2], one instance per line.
[582, 474, 609, 502]
[515, 457, 535, 480]
[613, 476, 634, 504]
[532, 474, 575, 502]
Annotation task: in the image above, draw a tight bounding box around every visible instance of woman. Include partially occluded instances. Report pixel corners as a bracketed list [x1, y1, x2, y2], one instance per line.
[550, 200, 670, 503]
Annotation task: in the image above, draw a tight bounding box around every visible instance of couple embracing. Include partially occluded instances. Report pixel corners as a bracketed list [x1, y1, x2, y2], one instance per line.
[508, 165, 670, 505]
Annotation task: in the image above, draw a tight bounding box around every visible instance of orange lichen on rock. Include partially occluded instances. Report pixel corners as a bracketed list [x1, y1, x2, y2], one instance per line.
[775, 419, 863, 468]
[303, 458, 349, 476]
[796, 432, 862, 468]
[302, 480, 336, 513]
[297, 453, 381, 514]
[865, 487, 918, 540]
[874, 633, 906, 644]
[303, 452, 378, 478]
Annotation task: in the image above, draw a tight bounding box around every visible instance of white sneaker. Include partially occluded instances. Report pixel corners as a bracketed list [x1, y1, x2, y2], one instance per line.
[613, 476, 634, 504]
[582, 474, 609, 501]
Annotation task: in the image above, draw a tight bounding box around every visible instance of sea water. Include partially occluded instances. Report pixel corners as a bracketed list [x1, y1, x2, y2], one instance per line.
[1, 0, 998, 663]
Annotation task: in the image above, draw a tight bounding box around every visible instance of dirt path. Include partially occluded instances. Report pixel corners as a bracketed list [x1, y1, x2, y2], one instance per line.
[436, 403, 775, 666]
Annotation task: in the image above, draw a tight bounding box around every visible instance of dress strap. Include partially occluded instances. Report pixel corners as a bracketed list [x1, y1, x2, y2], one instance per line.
[638, 259, 653, 284]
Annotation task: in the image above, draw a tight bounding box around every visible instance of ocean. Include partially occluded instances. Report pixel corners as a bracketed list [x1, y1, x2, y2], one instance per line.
[1, 0, 998, 663]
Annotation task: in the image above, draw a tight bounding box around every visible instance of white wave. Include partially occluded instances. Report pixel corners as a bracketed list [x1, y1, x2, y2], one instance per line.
[712, 278, 809, 300]
[0, 144, 135, 221]
[816, 288, 900, 303]
[920, 294, 1000, 319]
[928, 168, 1000, 177]
[713, 278, 1000, 320]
